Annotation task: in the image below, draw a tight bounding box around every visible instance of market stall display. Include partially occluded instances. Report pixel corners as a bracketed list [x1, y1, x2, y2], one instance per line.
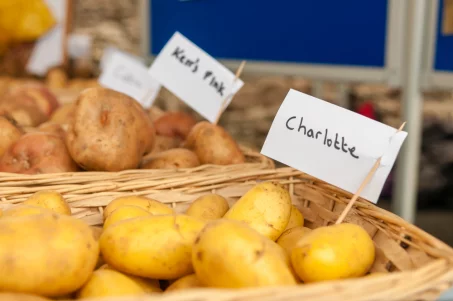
[0, 169, 451, 300]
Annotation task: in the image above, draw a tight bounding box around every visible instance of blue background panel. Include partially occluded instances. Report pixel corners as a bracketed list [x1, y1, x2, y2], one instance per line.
[150, 0, 388, 68]
[435, 0, 453, 72]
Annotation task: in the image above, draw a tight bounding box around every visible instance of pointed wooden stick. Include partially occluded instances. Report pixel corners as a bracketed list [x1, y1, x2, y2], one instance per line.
[62, 0, 73, 70]
[213, 60, 246, 125]
[335, 122, 407, 224]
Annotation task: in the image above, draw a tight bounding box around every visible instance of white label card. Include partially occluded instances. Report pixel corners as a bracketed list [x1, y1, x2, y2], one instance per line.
[148, 32, 244, 123]
[98, 50, 161, 108]
[261, 89, 408, 203]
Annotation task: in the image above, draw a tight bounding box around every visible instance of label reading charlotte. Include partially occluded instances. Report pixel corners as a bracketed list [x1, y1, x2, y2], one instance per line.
[171, 46, 225, 96]
[285, 116, 359, 159]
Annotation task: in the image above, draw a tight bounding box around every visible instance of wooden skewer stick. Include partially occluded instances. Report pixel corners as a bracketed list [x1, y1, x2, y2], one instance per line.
[335, 122, 407, 224]
[62, 0, 73, 69]
[213, 60, 246, 125]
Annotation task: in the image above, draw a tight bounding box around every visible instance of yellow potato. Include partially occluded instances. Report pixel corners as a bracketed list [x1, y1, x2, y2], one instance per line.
[23, 191, 71, 215]
[224, 182, 292, 241]
[1, 204, 54, 218]
[277, 226, 312, 256]
[103, 196, 173, 220]
[0, 208, 2, 217]
[0, 293, 51, 301]
[77, 268, 161, 299]
[0, 213, 99, 297]
[100, 214, 205, 279]
[185, 194, 229, 221]
[192, 219, 296, 288]
[291, 223, 375, 283]
[103, 205, 152, 229]
[284, 205, 304, 231]
[91, 226, 103, 241]
[165, 274, 202, 292]
[100, 265, 161, 292]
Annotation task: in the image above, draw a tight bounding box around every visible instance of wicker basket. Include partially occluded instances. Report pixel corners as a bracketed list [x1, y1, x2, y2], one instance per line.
[1, 167, 452, 301]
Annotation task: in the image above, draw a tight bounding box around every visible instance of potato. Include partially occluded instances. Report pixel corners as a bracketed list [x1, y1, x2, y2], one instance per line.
[154, 112, 197, 139]
[165, 274, 203, 292]
[0, 213, 99, 296]
[0, 293, 51, 301]
[103, 205, 152, 229]
[91, 226, 103, 241]
[0, 132, 79, 174]
[284, 205, 304, 231]
[0, 208, 2, 217]
[1, 204, 54, 218]
[100, 215, 205, 279]
[77, 268, 161, 299]
[186, 194, 229, 221]
[224, 182, 292, 241]
[276, 226, 312, 256]
[45, 67, 67, 89]
[192, 219, 296, 288]
[36, 122, 66, 138]
[8, 84, 60, 118]
[184, 121, 245, 165]
[50, 103, 75, 125]
[103, 196, 173, 220]
[23, 191, 71, 215]
[0, 113, 23, 157]
[291, 223, 375, 283]
[148, 135, 181, 154]
[65, 88, 156, 171]
[0, 95, 48, 127]
[100, 265, 161, 291]
[141, 148, 200, 169]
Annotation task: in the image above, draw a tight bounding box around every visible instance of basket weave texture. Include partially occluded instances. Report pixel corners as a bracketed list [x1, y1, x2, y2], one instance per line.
[1, 167, 453, 301]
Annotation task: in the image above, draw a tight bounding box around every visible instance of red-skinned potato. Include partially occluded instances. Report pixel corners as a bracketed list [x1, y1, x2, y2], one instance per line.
[184, 121, 245, 165]
[154, 112, 197, 139]
[148, 135, 182, 155]
[0, 132, 79, 174]
[65, 88, 155, 171]
[9, 83, 60, 117]
[141, 148, 200, 169]
[0, 113, 23, 157]
[0, 95, 48, 127]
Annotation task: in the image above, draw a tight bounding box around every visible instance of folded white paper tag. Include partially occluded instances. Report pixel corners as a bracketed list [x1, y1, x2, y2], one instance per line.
[148, 32, 244, 123]
[26, 0, 67, 76]
[261, 89, 408, 203]
[100, 46, 145, 71]
[98, 50, 161, 108]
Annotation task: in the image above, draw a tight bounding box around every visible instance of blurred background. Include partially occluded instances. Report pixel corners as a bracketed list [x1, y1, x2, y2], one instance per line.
[0, 0, 452, 245]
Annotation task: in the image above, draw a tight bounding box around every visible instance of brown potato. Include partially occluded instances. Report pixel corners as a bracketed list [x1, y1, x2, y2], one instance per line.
[65, 88, 155, 171]
[0, 132, 79, 174]
[50, 103, 75, 125]
[0, 113, 23, 157]
[154, 112, 197, 139]
[37, 122, 66, 138]
[0, 95, 48, 127]
[184, 121, 245, 165]
[141, 148, 200, 169]
[148, 135, 182, 155]
[9, 84, 60, 118]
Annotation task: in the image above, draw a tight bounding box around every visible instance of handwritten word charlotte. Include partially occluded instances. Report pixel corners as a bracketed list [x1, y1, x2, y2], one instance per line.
[172, 46, 225, 96]
[286, 116, 359, 159]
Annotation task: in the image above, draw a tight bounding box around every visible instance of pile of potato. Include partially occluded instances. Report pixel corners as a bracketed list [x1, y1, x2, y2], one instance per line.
[0, 182, 379, 300]
[0, 85, 246, 174]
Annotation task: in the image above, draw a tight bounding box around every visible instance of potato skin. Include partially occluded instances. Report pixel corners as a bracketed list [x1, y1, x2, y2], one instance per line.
[103, 205, 152, 229]
[224, 182, 292, 241]
[141, 148, 200, 169]
[1, 205, 54, 218]
[77, 268, 161, 299]
[0, 113, 23, 157]
[148, 135, 181, 155]
[0, 132, 79, 174]
[100, 215, 205, 279]
[276, 226, 312, 256]
[154, 112, 197, 139]
[165, 274, 202, 292]
[8, 84, 60, 117]
[284, 205, 304, 231]
[50, 103, 75, 125]
[65, 88, 155, 171]
[0, 213, 99, 296]
[291, 223, 375, 283]
[0, 293, 51, 301]
[192, 219, 296, 288]
[186, 194, 229, 221]
[103, 196, 173, 220]
[0, 95, 48, 127]
[184, 121, 245, 165]
[23, 191, 71, 216]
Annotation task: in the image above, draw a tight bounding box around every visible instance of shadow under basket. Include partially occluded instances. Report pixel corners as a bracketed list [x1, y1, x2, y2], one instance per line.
[2, 167, 453, 301]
